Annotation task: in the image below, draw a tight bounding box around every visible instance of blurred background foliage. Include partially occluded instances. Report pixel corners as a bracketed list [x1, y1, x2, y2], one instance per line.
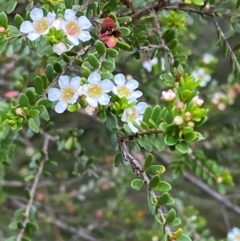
[0, 0, 240, 241]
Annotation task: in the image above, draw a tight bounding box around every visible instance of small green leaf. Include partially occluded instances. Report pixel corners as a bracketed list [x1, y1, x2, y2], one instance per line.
[106, 48, 119, 58]
[164, 134, 178, 146]
[147, 165, 165, 175]
[95, 40, 106, 55]
[118, 27, 131, 37]
[149, 175, 160, 188]
[142, 153, 154, 171]
[29, 109, 40, 118]
[102, 60, 115, 72]
[34, 76, 44, 95]
[53, 62, 63, 73]
[98, 110, 107, 122]
[177, 234, 192, 241]
[113, 152, 122, 167]
[142, 106, 153, 124]
[19, 93, 30, 108]
[25, 221, 38, 234]
[157, 192, 170, 206]
[46, 64, 55, 83]
[81, 66, 91, 78]
[176, 141, 189, 154]
[0, 12, 8, 28]
[65, 0, 73, 8]
[26, 89, 36, 105]
[88, 54, 100, 69]
[165, 208, 176, 224]
[106, 113, 118, 130]
[6, 0, 18, 13]
[28, 117, 40, 133]
[14, 14, 23, 29]
[8, 221, 18, 230]
[116, 41, 131, 51]
[109, 0, 118, 11]
[155, 181, 172, 192]
[192, 0, 204, 5]
[131, 179, 144, 191]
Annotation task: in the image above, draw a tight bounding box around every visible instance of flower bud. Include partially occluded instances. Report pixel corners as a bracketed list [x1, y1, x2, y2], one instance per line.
[173, 116, 184, 125]
[161, 89, 176, 102]
[16, 107, 23, 115]
[192, 96, 204, 107]
[176, 101, 184, 109]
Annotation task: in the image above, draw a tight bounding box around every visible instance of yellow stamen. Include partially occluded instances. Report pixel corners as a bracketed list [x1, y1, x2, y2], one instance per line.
[66, 21, 81, 36]
[34, 19, 49, 34]
[61, 87, 75, 102]
[88, 85, 103, 99]
[117, 86, 130, 98]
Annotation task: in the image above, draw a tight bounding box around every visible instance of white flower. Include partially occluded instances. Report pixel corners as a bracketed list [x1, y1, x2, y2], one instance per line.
[85, 105, 95, 115]
[61, 9, 92, 46]
[161, 89, 176, 102]
[121, 102, 148, 133]
[112, 73, 142, 102]
[203, 53, 214, 64]
[20, 8, 56, 41]
[48, 75, 81, 113]
[228, 227, 240, 241]
[191, 68, 211, 87]
[82, 72, 113, 107]
[192, 95, 204, 107]
[53, 42, 73, 55]
[142, 57, 158, 72]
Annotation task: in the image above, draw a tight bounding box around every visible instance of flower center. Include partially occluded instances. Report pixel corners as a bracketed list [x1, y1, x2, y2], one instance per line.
[61, 87, 75, 103]
[126, 107, 137, 123]
[235, 234, 240, 241]
[88, 85, 103, 99]
[34, 19, 49, 34]
[66, 21, 81, 36]
[117, 86, 131, 98]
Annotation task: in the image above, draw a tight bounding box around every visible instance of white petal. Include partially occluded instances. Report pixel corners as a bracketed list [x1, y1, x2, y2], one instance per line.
[126, 79, 139, 90]
[136, 102, 148, 114]
[59, 75, 70, 88]
[131, 90, 142, 99]
[78, 31, 91, 42]
[128, 123, 138, 133]
[52, 18, 62, 30]
[30, 8, 44, 21]
[69, 93, 78, 104]
[88, 72, 101, 84]
[70, 76, 81, 89]
[150, 57, 158, 65]
[121, 110, 127, 122]
[20, 21, 34, 33]
[67, 35, 79, 46]
[55, 101, 68, 113]
[48, 88, 61, 101]
[53, 42, 68, 55]
[112, 86, 118, 95]
[27, 32, 41, 41]
[47, 12, 56, 24]
[142, 61, 152, 72]
[64, 9, 76, 21]
[81, 84, 88, 95]
[78, 16, 92, 29]
[114, 73, 125, 86]
[98, 94, 110, 106]
[86, 96, 98, 107]
[100, 79, 113, 93]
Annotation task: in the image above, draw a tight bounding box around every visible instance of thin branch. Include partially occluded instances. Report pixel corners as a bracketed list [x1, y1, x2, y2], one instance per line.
[154, 152, 240, 216]
[165, 4, 240, 19]
[16, 133, 51, 241]
[119, 141, 173, 238]
[213, 17, 240, 72]
[152, 10, 174, 65]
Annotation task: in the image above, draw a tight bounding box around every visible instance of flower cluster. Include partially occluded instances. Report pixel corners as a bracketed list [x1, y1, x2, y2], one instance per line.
[161, 88, 205, 129]
[20, 8, 92, 55]
[191, 68, 211, 87]
[48, 73, 147, 133]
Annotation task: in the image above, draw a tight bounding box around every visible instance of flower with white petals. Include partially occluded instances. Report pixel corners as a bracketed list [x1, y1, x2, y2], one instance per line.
[228, 227, 240, 241]
[48, 75, 81, 113]
[191, 68, 211, 87]
[82, 72, 113, 107]
[121, 102, 148, 133]
[161, 89, 176, 102]
[85, 105, 95, 115]
[61, 9, 92, 46]
[142, 57, 158, 72]
[173, 116, 184, 125]
[20, 8, 56, 41]
[53, 42, 73, 55]
[112, 73, 142, 102]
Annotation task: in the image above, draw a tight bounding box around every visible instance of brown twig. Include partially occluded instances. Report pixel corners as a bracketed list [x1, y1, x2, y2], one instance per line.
[16, 132, 51, 241]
